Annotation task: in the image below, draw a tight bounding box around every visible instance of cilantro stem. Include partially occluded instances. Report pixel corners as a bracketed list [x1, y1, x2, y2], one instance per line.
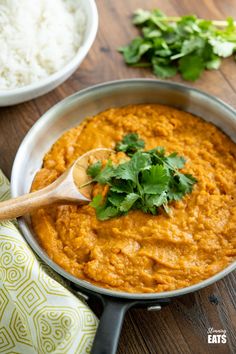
[136, 176, 144, 200]
[79, 180, 94, 189]
[153, 17, 236, 27]
[155, 155, 178, 174]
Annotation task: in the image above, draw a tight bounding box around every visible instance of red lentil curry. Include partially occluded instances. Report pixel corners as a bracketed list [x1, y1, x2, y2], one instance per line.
[31, 104, 236, 293]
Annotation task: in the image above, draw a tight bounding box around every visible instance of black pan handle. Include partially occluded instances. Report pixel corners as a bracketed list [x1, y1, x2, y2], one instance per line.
[90, 295, 170, 354]
[91, 296, 133, 354]
[69, 283, 170, 354]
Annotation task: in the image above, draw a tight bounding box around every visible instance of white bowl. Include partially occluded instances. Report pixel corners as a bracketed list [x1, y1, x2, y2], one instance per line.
[0, 0, 98, 107]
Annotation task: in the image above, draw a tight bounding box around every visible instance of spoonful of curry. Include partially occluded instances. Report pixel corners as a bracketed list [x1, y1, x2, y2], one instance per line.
[0, 148, 113, 221]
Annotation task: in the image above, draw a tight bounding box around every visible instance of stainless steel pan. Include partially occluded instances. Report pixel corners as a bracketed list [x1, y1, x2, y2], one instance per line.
[11, 79, 236, 354]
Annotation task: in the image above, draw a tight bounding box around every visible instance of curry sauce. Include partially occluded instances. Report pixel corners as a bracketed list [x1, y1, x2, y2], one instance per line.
[31, 104, 236, 293]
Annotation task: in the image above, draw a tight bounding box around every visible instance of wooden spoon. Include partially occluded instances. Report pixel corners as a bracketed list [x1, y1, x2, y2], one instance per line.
[0, 148, 114, 221]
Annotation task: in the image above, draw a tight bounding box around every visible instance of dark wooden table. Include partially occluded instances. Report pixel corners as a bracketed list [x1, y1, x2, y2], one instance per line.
[0, 1, 235, 353]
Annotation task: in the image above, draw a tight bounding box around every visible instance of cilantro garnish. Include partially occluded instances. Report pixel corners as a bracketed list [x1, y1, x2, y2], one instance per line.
[115, 133, 145, 156]
[118, 9, 236, 81]
[87, 134, 197, 221]
[87, 161, 102, 178]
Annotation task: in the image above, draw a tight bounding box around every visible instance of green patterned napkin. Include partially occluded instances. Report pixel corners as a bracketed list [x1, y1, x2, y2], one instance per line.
[0, 170, 98, 354]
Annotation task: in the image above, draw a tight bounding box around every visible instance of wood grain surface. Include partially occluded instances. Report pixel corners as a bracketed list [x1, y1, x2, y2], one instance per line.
[0, 1, 235, 353]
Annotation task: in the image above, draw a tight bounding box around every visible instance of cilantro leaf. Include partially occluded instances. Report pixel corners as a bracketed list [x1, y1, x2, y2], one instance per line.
[108, 192, 125, 207]
[90, 194, 121, 220]
[167, 173, 197, 201]
[141, 165, 169, 194]
[131, 151, 151, 172]
[133, 8, 152, 25]
[142, 27, 162, 39]
[179, 54, 205, 81]
[178, 173, 197, 193]
[93, 160, 116, 184]
[110, 180, 134, 194]
[165, 152, 186, 169]
[145, 191, 168, 208]
[115, 152, 150, 183]
[205, 55, 221, 69]
[209, 37, 235, 57]
[167, 179, 186, 201]
[119, 193, 140, 212]
[96, 206, 120, 221]
[152, 58, 177, 78]
[87, 161, 102, 178]
[115, 133, 145, 156]
[118, 37, 152, 64]
[89, 194, 103, 208]
[115, 161, 137, 183]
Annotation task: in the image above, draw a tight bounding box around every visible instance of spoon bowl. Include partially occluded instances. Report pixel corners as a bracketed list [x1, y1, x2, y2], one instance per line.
[0, 148, 113, 220]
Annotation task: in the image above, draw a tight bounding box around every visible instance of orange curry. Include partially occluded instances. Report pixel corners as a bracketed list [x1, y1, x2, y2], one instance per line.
[31, 104, 236, 293]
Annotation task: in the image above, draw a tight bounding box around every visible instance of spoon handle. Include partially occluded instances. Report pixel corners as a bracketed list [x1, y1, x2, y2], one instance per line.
[0, 185, 57, 221]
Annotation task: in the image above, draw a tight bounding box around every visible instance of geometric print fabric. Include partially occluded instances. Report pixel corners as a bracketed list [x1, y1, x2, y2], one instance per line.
[0, 170, 98, 353]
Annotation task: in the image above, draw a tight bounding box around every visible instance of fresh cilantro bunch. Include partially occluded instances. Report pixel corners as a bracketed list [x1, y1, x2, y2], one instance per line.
[119, 9, 236, 81]
[87, 133, 197, 220]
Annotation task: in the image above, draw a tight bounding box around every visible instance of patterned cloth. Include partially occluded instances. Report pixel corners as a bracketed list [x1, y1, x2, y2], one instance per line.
[0, 170, 98, 354]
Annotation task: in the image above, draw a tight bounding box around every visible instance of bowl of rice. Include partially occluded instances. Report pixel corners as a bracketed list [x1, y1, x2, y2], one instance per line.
[0, 0, 98, 106]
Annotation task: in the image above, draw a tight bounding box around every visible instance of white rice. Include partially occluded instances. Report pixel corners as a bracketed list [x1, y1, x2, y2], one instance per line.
[0, 0, 86, 90]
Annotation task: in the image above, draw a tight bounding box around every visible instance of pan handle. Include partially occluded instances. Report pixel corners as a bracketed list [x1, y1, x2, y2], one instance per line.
[69, 284, 170, 354]
[91, 296, 133, 354]
[90, 295, 171, 354]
